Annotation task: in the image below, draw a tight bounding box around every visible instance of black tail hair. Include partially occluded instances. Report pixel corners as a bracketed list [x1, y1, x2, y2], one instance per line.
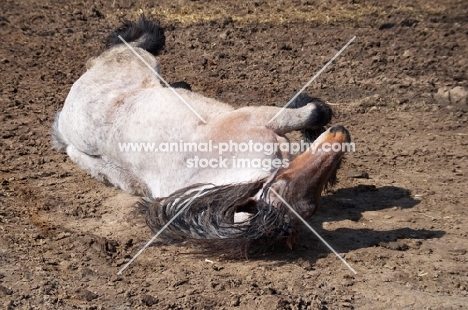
[108, 15, 165, 55]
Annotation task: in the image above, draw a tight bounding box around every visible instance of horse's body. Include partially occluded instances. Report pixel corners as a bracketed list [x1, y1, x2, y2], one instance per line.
[53, 17, 351, 256]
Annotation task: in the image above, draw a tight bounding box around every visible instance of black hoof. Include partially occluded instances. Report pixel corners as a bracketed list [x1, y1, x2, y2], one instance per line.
[288, 93, 333, 142]
[288, 93, 332, 127]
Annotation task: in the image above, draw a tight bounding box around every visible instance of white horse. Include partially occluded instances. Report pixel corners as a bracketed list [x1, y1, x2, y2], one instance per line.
[53, 17, 351, 256]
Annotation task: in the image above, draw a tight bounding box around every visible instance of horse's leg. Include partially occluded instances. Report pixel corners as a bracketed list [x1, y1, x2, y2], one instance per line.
[66, 145, 149, 196]
[230, 101, 332, 135]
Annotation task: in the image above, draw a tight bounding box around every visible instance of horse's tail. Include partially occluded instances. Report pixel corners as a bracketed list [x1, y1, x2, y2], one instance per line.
[108, 15, 165, 56]
[140, 180, 296, 258]
[51, 111, 68, 152]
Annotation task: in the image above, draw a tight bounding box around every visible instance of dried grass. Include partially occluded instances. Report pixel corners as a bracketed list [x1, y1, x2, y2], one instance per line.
[117, 1, 449, 26]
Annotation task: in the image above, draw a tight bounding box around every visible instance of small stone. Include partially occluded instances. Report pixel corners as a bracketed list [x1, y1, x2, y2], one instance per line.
[75, 288, 98, 301]
[230, 295, 241, 306]
[434, 87, 450, 105]
[0, 284, 13, 296]
[280, 65, 292, 73]
[219, 32, 228, 40]
[380, 241, 409, 251]
[402, 50, 412, 58]
[347, 170, 369, 179]
[449, 86, 467, 104]
[141, 294, 159, 306]
[111, 275, 123, 282]
[54, 232, 71, 240]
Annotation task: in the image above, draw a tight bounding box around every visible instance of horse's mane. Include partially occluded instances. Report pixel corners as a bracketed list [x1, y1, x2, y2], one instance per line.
[139, 179, 295, 258]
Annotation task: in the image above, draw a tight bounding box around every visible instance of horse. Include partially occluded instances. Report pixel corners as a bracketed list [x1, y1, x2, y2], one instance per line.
[52, 16, 351, 257]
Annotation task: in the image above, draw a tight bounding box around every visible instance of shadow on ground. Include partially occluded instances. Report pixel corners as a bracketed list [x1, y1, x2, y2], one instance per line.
[261, 185, 445, 263]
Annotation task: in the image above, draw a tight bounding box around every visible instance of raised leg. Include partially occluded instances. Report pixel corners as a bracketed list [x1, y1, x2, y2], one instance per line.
[233, 100, 332, 135]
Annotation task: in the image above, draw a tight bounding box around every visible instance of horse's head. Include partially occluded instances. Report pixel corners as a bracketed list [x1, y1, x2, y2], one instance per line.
[267, 125, 351, 221]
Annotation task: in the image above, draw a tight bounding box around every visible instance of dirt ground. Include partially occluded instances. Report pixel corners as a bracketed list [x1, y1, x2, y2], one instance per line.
[1, 0, 468, 308]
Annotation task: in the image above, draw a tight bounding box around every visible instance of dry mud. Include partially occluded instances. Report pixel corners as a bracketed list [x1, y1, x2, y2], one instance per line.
[1, 0, 467, 309]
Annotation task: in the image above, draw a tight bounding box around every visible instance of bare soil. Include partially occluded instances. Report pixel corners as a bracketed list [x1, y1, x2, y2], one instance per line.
[1, 0, 467, 308]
